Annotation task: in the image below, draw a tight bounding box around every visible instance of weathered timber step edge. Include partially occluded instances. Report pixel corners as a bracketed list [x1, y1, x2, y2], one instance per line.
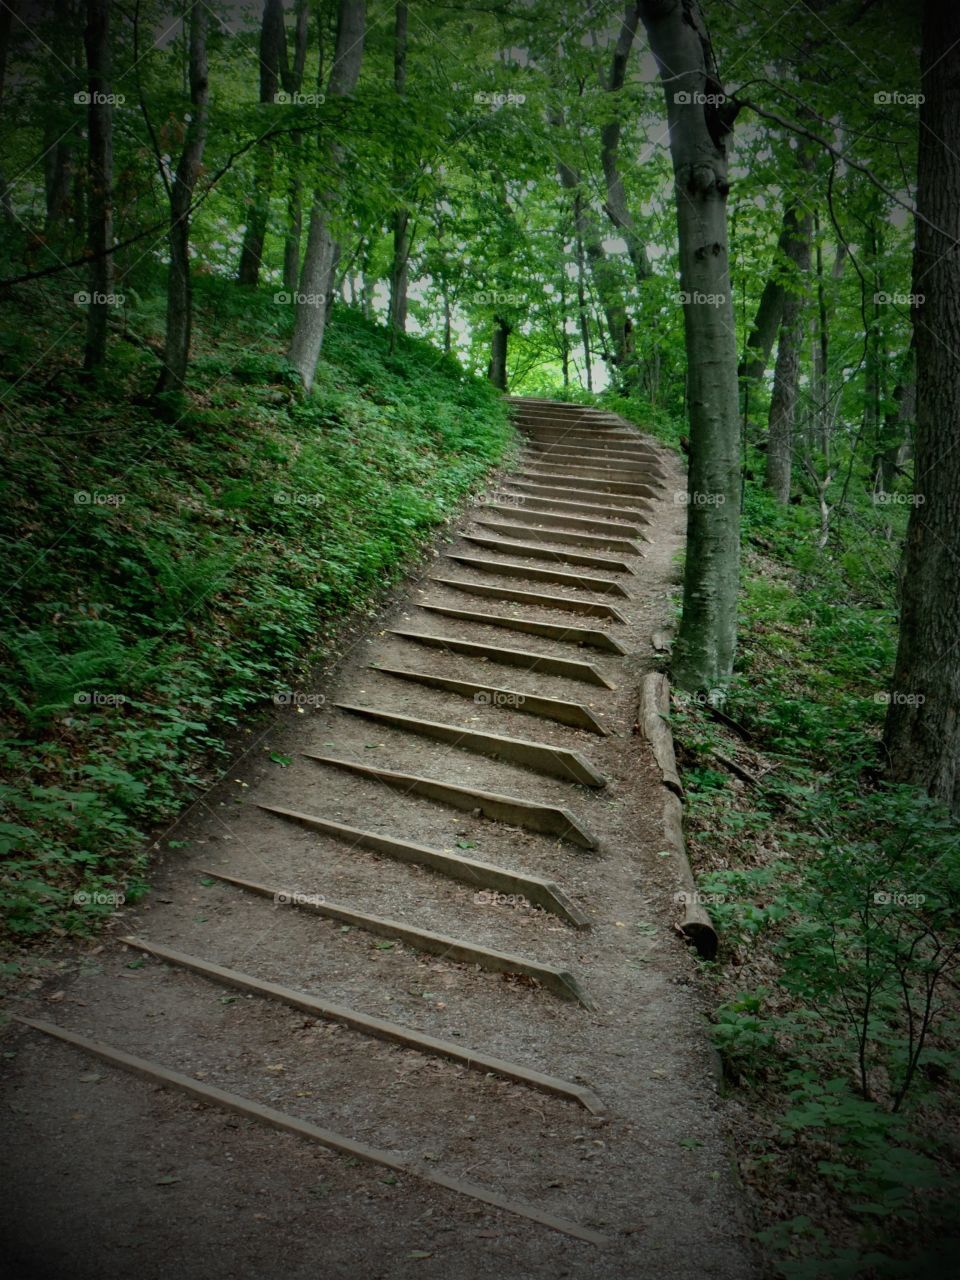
[524, 453, 667, 479]
[370, 665, 608, 734]
[17, 1018, 607, 1245]
[201, 871, 596, 1008]
[501, 481, 653, 515]
[515, 473, 660, 500]
[257, 804, 590, 927]
[527, 458, 670, 481]
[418, 603, 628, 654]
[334, 703, 607, 787]
[428, 577, 630, 622]
[461, 534, 637, 574]
[473, 519, 642, 555]
[524, 444, 657, 458]
[444, 555, 631, 597]
[523, 428, 654, 442]
[520, 464, 665, 491]
[119, 938, 604, 1110]
[303, 754, 600, 849]
[638, 673, 718, 961]
[529, 442, 665, 458]
[389, 628, 617, 686]
[482, 504, 649, 537]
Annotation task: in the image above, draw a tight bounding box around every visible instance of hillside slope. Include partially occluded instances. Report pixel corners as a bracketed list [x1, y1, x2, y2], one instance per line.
[0, 280, 514, 942]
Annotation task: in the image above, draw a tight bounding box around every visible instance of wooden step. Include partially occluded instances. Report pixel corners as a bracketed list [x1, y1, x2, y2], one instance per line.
[482, 503, 648, 537]
[370, 665, 608, 733]
[428, 576, 629, 621]
[257, 805, 590, 926]
[461, 533, 636, 574]
[444, 554, 631, 597]
[204, 871, 596, 1006]
[303, 754, 600, 848]
[419, 603, 627, 653]
[473, 518, 642, 555]
[389, 628, 615, 685]
[335, 703, 607, 786]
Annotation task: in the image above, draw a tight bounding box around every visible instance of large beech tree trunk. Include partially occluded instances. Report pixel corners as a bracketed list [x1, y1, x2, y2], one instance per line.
[287, 0, 365, 392]
[883, 1, 960, 811]
[155, 1, 208, 395]
[237, 0, 286, 286]
[639, 0, 741, 692]
[82, 0, 112, 369]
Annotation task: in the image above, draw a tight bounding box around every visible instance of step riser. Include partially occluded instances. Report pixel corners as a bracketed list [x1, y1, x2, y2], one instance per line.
[335, 703, 607, 787]
[500, 483, 652, 517]
[389, 628, 615, 685]
[516, 473, 659, 499]
[473, 519, 641, 554]
[462, 533, 636, 574]
[482, 504, 647, 537]
[305, 753, 601, 848]
[371, 665, 608, 733]
[428, 577, 629, 621]
[446, 554, 631, 596]
[418, 604, 626, 653]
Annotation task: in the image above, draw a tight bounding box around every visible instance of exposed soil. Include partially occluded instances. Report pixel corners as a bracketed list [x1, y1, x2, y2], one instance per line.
[0, 401, 760, 1280]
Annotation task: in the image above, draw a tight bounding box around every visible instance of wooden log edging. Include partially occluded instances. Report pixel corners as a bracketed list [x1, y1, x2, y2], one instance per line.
[638, 672, 718, 961]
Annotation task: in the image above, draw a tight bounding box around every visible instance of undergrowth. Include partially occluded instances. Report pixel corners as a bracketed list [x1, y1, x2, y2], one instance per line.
[667, 481, 960, 1276]
[0, 277, 513, 943]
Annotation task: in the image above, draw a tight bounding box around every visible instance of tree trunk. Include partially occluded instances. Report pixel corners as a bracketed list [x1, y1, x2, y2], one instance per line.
[883, 0, 960, 812]
[443, 288, 452, 354]
[640, 0, 741, 693]
[44, 0, 80, 236]
[0, 0, 16, 225]
[237, 0, 286, 285]
[488, 317, 510, 390]
[765, 201, 811, 501]
[287, 0, 365, 392]
[388, 2, 410, 347]
[575, 222, 593, 392]
[553, 109, 631, 384]
[281, 0, 309, 292]
[738, 201, 803, 429]
[155, 1, 208, 395]
[601, 2, 651, 290]
[82, 0, 113, 369]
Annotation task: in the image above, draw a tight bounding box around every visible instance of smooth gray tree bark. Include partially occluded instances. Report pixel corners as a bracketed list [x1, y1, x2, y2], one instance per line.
[639, 0, 741, 693]
[287, 0, 365, 391]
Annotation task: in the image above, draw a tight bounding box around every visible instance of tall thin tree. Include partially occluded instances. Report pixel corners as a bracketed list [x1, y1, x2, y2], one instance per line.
[287, 0, 365, 391]
[155, 0, 209, 395]
[82, 0, 113, 369]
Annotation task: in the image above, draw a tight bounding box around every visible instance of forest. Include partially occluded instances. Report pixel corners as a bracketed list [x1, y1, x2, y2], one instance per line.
[1, 0, 959, 1277]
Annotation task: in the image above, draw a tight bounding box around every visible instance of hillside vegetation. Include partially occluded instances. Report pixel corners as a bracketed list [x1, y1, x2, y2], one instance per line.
[0, 278, 513, 941]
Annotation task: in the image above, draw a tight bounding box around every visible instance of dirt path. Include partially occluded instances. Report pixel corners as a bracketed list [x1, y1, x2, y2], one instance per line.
[1, 399, 758, 1280]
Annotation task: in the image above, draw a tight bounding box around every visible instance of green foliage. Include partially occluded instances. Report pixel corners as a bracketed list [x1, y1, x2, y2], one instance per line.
[0, 278, 512, 940]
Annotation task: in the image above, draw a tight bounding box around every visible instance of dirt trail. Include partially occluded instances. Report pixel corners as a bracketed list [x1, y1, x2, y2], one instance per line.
[0, 399, 758, 1280]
